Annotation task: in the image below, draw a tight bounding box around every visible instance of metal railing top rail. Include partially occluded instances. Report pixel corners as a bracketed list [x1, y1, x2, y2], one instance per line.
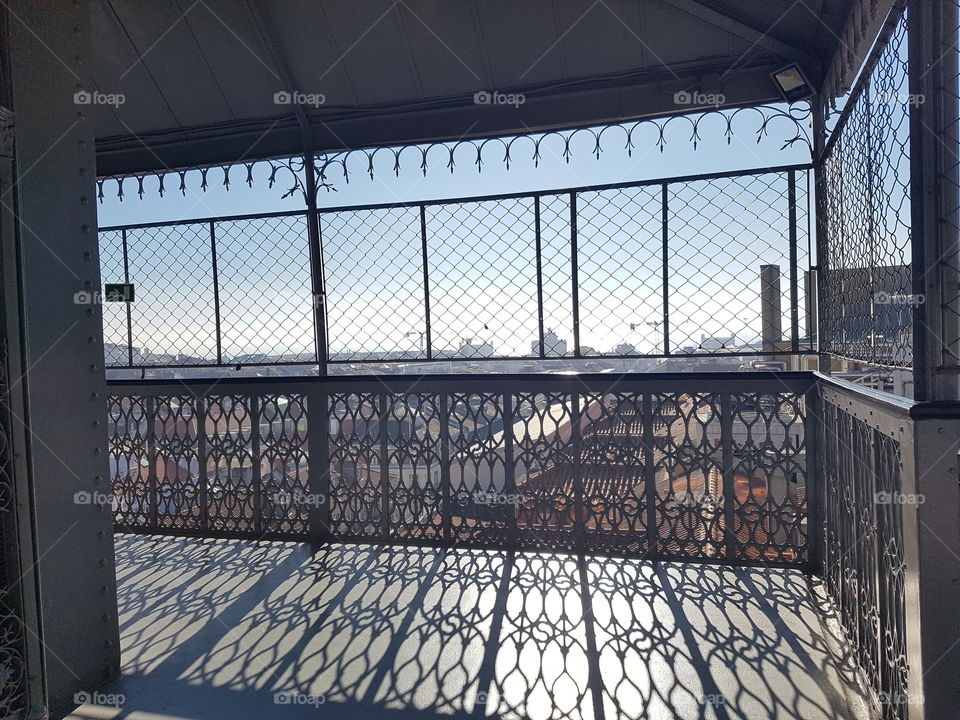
[98, 162, 813, 233]
[814, 372, 914, 415]
[106, 370, 818, 396]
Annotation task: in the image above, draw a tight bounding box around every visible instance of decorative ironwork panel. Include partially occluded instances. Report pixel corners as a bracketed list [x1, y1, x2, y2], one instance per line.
[328, 392, 383, 537]
[447, 393, 511, 545]
[322, 207, 425, 362]
[154, 395, 201, 530]
[110, 377, 811, 565]
[576, 186, 663, 355]
[385, 393, 443, 539]
[204, 396, 257, 533]
[426, 198, 538, 359]
[651, 392, 724, 559]
[259, 393, 309, 535]
[109, 394, 151, 529]
[214, 216, 315, 363]
[0, 344, 27, 718]
[728, 392, 807, 564]
[819, 7, 913, 369]
[579, 393, 647, 554]
[820, 392, 908, 720]
[512, 392, 576, 551]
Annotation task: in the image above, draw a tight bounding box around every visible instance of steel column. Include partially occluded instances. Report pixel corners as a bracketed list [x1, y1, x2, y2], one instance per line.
[7, 0, 120, 708]
[909, 0, 960, 401]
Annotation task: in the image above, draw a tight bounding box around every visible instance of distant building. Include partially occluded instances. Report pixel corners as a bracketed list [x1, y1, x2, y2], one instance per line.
[700, 334, 734, 351]
[456, 338, 494, 358]
[531, 328, 568, 356]
[103, 343, 141, 365]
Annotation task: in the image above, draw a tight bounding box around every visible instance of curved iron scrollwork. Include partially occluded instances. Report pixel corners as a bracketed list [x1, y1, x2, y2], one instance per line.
[0, 341, 27, 718]
[96, 103, 811, 204]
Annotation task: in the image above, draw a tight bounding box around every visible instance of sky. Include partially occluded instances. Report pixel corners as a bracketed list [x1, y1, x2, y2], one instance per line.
[96, 105, 816, 363]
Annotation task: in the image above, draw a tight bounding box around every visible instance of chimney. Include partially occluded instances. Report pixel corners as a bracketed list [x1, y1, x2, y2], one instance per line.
[760, 265, 782, 358]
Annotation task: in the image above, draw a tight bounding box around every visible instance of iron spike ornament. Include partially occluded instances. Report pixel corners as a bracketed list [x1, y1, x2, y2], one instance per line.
[97, 103, 811, 205]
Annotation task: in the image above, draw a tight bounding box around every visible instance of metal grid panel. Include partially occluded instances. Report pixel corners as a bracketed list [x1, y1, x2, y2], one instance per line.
[819, 8, 913, 369]
[576, 187, 663, 355]
[538, 194, 574, 357]
[322, 207, 425, 362]
[214, 216, 315, 363]
[125, 223, 217, 363]
[427, 198, 538, 359]
[98, 229, 129, 352]
[101, 166, 812, 369]
[668, 173, 805, 353]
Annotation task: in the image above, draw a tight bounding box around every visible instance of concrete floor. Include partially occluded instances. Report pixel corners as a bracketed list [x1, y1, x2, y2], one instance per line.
[62, 535, 869, 720]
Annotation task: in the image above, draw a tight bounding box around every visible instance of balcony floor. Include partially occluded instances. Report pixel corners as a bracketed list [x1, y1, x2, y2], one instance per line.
[65, 535, 869, 720]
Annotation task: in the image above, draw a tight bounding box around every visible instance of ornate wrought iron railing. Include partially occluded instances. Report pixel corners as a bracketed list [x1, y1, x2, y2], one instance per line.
[0, 342, 29, 719]
[817, 377, 914, 720]
[98, 164, 813, 370]
[107, 372, 815, 567]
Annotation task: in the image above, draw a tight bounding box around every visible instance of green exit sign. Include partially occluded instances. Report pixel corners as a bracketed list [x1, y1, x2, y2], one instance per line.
[104, 283, 134, 302]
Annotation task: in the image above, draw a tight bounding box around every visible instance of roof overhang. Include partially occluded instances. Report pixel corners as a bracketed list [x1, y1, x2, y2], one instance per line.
[89, 0, 858, 177]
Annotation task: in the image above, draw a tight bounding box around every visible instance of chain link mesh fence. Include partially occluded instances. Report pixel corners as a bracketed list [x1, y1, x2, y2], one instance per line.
[100, 166, 811, 369]
[99, 213, 316, 367]
[819, 6, 913, 369]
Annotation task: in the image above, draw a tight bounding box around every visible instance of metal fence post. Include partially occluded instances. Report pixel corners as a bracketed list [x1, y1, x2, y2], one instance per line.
[197, 395, 208, 532]
[812, 93, 832, 374]
[379, 392, 390, 540]
[250, 395, 261, 535]
[304, 154, 328, 375]
[788, 171, 800, 353]
[503, 392, 517, 543]
[146, 395, 158, 531]
[421, 206, 433, 360]
[720, 392, 736, 560]
[909, 0, 960, 401]
[803, 382, 821, 573]
[571, 391, 584, 550]
[535, 196, 545, 358]
[440, 392, 451, 543]
[307, 383, 330, 544]
[209, 221, 222, 366]
[121, 228, 134, 367]
[642, 392, 658, 557]
[904, 410, 960, 720]
[661, 183, 671, 355]
[570, 192, 581, 357]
